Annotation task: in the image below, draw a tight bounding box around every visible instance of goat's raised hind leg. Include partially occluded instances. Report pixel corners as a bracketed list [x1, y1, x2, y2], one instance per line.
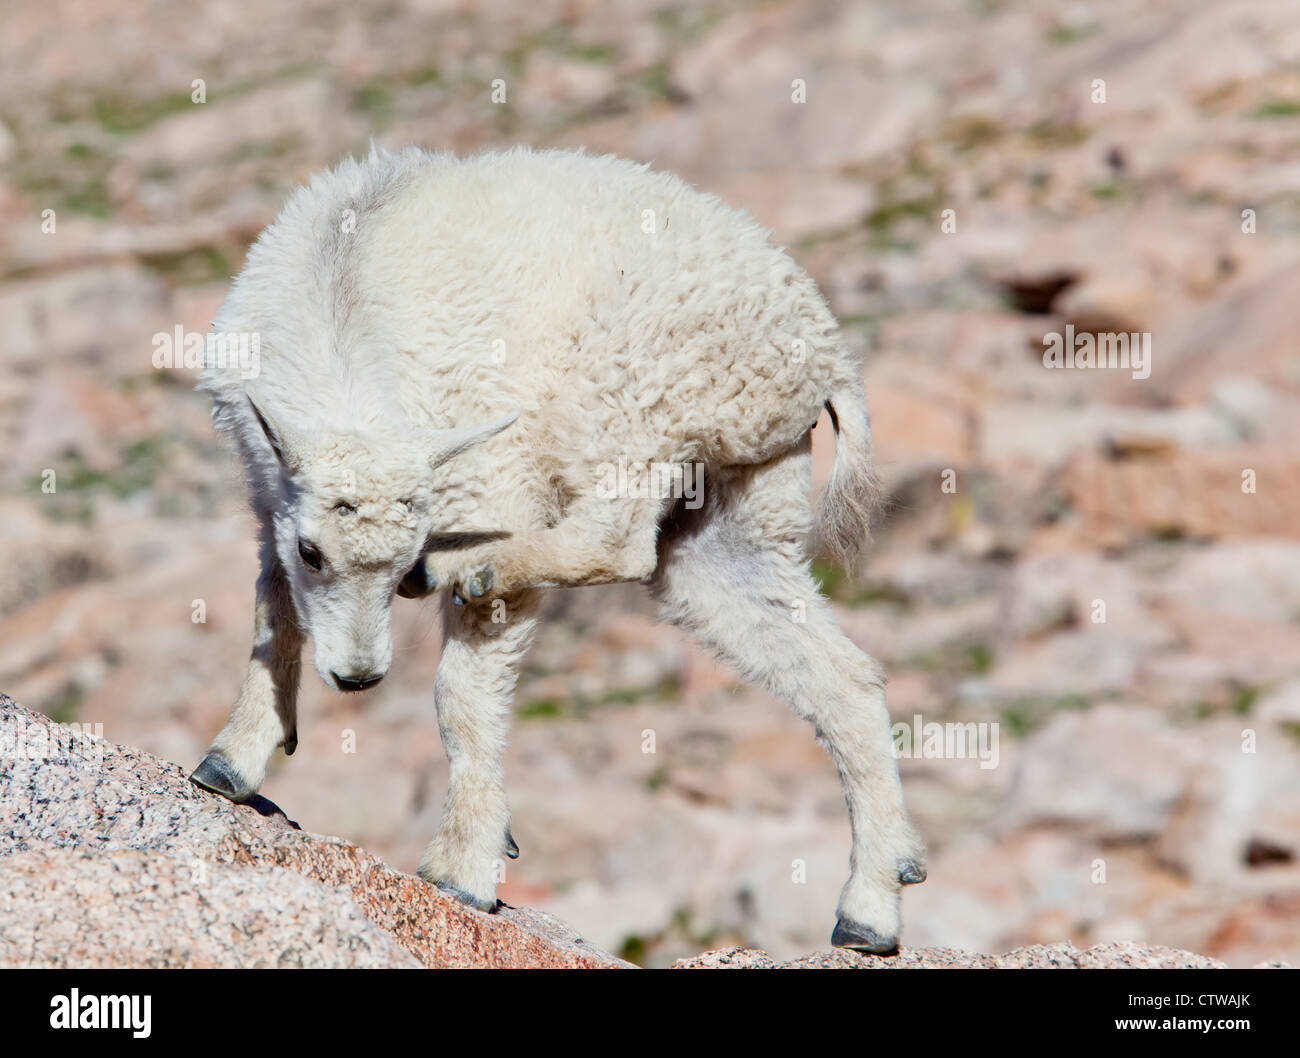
[425, 494, 669, 600]
[650, 450, 925, 953]
[191, 527, 303, 804]
[418, 588, 541, 911]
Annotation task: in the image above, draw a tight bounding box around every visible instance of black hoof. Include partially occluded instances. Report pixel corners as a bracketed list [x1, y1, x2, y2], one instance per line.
[506, 830, 520, 859]
[434, 881, 498, 913]
[468, 568, 492, 598]
[190, 752, 255, 804]
[898, 858, 927, 885]
[832, 918, 899, 955]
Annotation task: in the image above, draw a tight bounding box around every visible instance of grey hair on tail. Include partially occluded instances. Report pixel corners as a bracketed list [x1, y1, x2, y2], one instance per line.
[816, 378, 884, 576]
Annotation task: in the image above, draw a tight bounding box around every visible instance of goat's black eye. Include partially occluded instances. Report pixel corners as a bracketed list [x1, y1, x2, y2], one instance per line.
[298, 538, 324, 571]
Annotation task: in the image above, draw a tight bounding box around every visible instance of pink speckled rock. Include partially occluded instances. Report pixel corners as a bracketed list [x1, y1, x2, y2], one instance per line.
[673, 943, 1229, 969]
[0, 696, 1247, 970]
[0, 696, 626, 968]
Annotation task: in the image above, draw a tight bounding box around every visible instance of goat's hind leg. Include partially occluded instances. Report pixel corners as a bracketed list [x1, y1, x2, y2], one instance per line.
[428, 494, 667, 598]
[651, 449, 925, 952]
[191, 520, 303, 803]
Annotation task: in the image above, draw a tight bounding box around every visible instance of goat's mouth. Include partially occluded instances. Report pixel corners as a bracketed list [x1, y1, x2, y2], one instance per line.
[331, 670, 386, 692]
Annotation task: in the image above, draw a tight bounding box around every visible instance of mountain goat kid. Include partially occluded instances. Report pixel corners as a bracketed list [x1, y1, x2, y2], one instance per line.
[192, 146, 925, 953]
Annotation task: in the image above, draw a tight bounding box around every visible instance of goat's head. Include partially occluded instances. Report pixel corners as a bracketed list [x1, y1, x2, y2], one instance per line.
[247, 396, 516, 692]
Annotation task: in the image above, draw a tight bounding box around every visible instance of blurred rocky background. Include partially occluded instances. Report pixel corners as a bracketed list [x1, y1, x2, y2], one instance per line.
[1, 0, 1298, 967]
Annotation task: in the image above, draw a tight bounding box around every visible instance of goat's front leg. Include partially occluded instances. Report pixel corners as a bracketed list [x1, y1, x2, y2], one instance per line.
[191, 524, 303, 802]
[418, 588, 541, 910]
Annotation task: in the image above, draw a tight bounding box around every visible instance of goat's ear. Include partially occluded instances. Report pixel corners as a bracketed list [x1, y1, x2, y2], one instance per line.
[426, 410, 520, 471]
[247, 394, 296, 471]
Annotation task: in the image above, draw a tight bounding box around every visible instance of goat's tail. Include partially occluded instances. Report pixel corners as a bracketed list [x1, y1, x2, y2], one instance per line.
[815, 377, 883, 578]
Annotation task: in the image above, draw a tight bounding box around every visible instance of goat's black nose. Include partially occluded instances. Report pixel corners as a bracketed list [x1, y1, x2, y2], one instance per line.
[332, 671, 385, 692]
